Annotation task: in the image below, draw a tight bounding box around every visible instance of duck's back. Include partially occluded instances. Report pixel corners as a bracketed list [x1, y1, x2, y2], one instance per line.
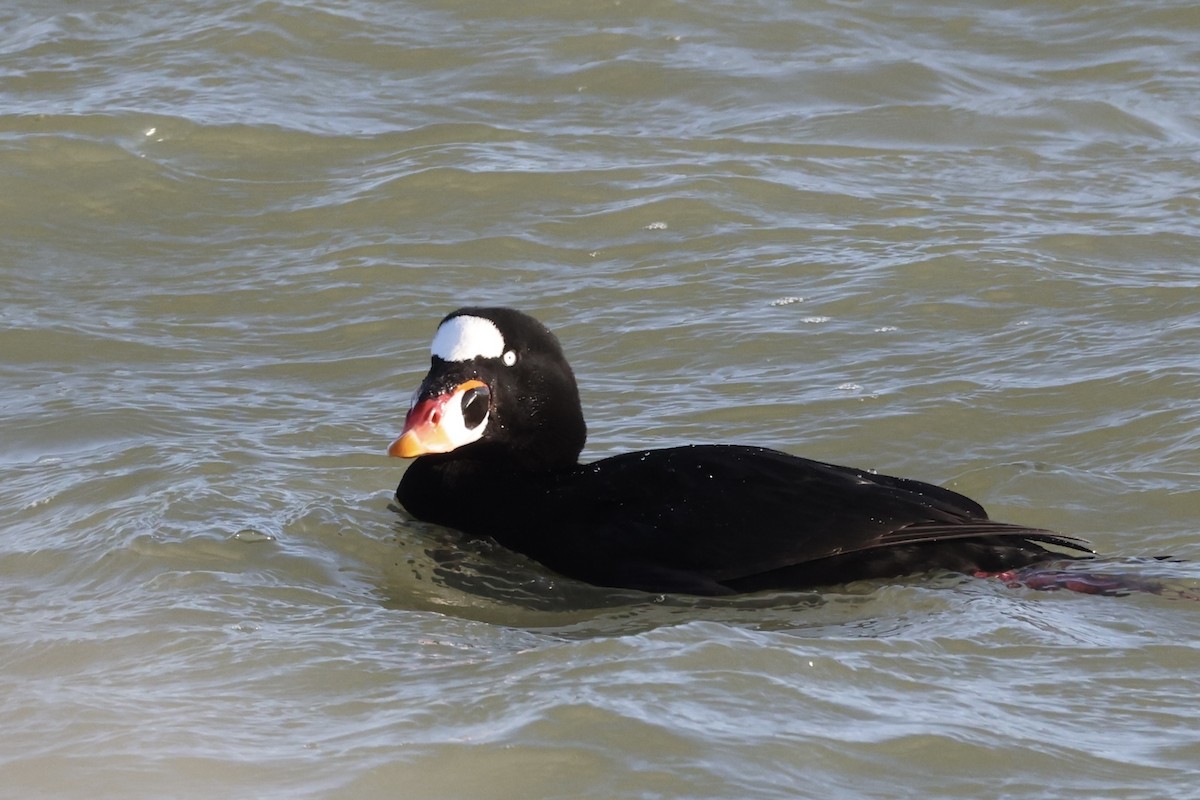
[398, 443, 1091, 595]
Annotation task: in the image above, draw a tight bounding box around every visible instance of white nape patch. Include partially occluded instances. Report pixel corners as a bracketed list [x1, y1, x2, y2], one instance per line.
[431, 315, 505, 362]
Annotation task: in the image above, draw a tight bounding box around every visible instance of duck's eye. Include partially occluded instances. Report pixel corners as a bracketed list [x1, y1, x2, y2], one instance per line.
[502, 350, 517, 367]
[460, 384, 490, 429]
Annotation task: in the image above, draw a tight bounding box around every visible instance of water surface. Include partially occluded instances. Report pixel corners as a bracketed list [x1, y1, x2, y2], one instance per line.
[3, 1, 1200, 797]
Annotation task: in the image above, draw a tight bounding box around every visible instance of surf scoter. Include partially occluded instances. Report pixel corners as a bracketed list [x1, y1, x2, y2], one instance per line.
[388, 307, 1093, 596]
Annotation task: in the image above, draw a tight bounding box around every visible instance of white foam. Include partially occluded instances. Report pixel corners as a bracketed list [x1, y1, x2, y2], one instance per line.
[431, 315, 506, 362]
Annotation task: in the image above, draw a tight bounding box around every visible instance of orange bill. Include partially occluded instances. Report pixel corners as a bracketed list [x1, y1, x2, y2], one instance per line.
[387, 379, 487, 458]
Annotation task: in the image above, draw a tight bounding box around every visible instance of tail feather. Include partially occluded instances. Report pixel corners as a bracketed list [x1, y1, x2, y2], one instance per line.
[876, 521, 1095, 556]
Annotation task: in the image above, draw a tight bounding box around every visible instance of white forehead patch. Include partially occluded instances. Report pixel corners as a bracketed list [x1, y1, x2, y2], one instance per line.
[431, 315, 505, 362]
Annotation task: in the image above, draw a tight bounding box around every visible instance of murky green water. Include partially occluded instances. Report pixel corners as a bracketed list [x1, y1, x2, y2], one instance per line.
[3, 1, 1200, 797]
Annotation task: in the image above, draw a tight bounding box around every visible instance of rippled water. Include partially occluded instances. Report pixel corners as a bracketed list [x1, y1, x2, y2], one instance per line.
[3, 1, 1200, 797]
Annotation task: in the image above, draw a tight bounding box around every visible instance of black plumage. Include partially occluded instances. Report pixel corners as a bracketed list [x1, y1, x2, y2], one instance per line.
[391, 307, 1092, 596]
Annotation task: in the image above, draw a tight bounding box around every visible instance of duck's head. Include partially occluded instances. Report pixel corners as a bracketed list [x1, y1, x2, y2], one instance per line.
[388, 307, 587, 470]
